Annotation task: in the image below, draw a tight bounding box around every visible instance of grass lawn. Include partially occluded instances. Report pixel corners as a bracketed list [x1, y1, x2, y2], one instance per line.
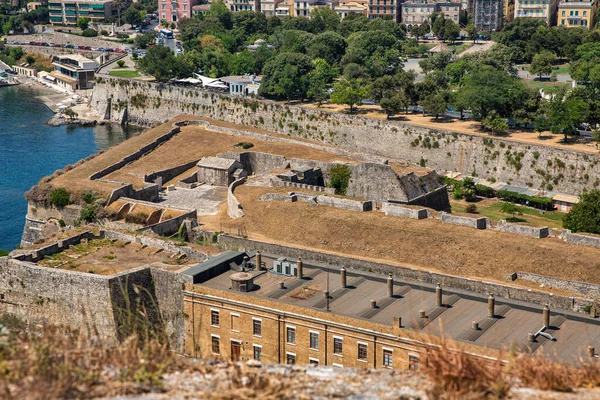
[523, 79, 570, 92]
[552, 63, 570, 75]
[109, 70, 140, 78]
[450, 43, 472, 54]
[450, 198, 565, 229]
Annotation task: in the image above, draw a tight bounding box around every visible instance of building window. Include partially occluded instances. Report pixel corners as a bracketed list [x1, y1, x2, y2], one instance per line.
[309, 332, 319, 350]
[286, 326, 296, 344]
[211, 310, 220, 327]
[358, 343, 368, 361]
[253, 319, 262, 336]
[409, 355, 419, 371]
[162, 4, 165, 9]
[231, 314, 240, 332]
[211, 335, 220, 354]
[583, 10, 587, 16]
[253, 345, 262, 361]
[309, 358, 319, 366]
[333, 337, 343, 355]
[561, 10, 565, 16]
[286, 353, 296, 364]
[383, 349, 393, 368]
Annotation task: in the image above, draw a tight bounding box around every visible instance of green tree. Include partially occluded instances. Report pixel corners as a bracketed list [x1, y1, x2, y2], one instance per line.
[328, 164, 351, 195]
[207, 0, 232, 29]
[307, 58, 338, 106]
[563, 190, 600, 233]
[330, 78, 368, 113]
[137, 45, 180, 82]
[134, 31, 156, 49]
[500, 202, 523, 221]
[481, 111, 509, 135]
[380, 96, 404, 119]
[420, 91, 448, 120]
[462, 177, 477, 201]
[466, 23, 478, 44]
[307, 31, 347, 66]
[530, 50, 556, 79]
[419, 51, 452, 74]
[547, 88, 588, 142]
[444, 20, 460, 44]
[259, 52, 313, 100]
[50, 188, 71, 208]
[77, 17, 90, 30]
[124, 6, 142, 28]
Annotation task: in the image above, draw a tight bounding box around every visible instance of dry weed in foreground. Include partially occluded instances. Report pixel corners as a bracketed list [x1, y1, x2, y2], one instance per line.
[0, 324, 176, 400]
[423, 341, 510, 400]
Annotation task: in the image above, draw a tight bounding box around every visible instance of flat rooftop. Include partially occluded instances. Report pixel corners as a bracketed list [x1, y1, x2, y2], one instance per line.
[193, 253, 600, 365]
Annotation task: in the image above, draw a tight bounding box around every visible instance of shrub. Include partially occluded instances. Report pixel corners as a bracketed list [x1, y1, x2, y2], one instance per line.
[81, 191, 96, 204]
[563, 189, 600, 233]
[50, 188, 70, 208]
[328, 164, 351, 195]
[125, 212, 148, 225]
[82, 28, 98, 37]
[117, 60, 126, 68]
[117, 33, 129, 39]
[234, 142, 254, 149]
[465, 204, 477, 213]
[0, 249, 9, 256]
[101, 29, 109, 36]
[80, 205, 97, 223]
[58, 219, 66, 227]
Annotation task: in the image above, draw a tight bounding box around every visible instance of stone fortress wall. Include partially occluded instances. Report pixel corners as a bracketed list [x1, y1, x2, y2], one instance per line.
[92, 77, 600, 196]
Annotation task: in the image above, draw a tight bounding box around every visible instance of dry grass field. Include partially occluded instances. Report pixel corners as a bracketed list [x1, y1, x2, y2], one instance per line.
[201, 185, 600, 290]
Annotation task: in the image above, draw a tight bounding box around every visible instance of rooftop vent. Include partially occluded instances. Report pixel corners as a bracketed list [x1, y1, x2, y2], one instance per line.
[230, 272, 254, 292]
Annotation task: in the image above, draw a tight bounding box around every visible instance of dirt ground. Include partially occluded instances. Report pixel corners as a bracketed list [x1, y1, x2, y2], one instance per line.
[37, 238, 193, 275]
[302, 103, 600, 155]
[200, 184, 600, 291]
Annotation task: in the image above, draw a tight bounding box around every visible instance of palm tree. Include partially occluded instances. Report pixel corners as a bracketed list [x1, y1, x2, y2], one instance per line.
[499, 202, 523, 221]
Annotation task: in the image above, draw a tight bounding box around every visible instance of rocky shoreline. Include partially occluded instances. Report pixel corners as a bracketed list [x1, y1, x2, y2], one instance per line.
[46, 113, 106, 127]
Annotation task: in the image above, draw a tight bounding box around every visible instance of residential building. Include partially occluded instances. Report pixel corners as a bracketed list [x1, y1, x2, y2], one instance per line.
[192, 3, 211, 15]
[334, 0, 368, 18]
[51, 54, 96, 91]
[275, 1, 291, 15]
[294, 0, 316, 16]
[48, 0, 115, 26]
[514, 0, 558, 24]
[504, 0, 515, 21]
[437, 1, 461, 22]
[368, 0, 400, 22]
[334, 0, 368, 17]
[183, 251, 600, 369]
[220, 75, 262, 96]
[473, 0, 504, 30]
[160, 0, 200, 23]
[552, 193, 579, 212]
[227, 0, 260, 12]
[13, 64, 37, 77]
[557, 0, 596, 27]
[401, 0, 435, 26]
[260, 0, 280, 15]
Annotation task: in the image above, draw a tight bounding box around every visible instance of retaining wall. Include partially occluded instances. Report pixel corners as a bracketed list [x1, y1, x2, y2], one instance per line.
[91, 78, 600, 195]
[140, 210, 197, 237]
[107, 183, 160, 205]
[316, 195, 374, 212]
[102, 230, 207, 261]
[144, 159, 200, 187]
[217, 235, 586, 311]
[382, 203, 428, 219]
[514, 271, 600, 299]
[227, 177, 246, 219]
[497, 221, 550, 238]
[271, 179, 335, 193]
[561, 230, 600, 249]
[439, 212, 488, 230]
[12, 230, 97, 263]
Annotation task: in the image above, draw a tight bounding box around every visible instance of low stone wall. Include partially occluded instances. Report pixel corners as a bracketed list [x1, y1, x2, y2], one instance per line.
[89, 126, 181, 181]
[439, 212, 488, 230]
[217, 235, 586, 311]
[228, 177, 246, 219]
[270, 178, 335, 193]
[144, 159, 200, 188]
[316, 195, 374, 212]
[107, 183, 160, 205]
[140, 210, 197, 237]
[382, 203, 428, 219]
[497, 220, 550, 238]
[513, 271, 600, 299]
[101, 230, 207, 261]
[12, 230, 98, 262]
[561, 230, 600, 249]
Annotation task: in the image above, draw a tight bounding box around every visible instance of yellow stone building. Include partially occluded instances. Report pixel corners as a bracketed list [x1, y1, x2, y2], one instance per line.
[558, 0, 596, 28]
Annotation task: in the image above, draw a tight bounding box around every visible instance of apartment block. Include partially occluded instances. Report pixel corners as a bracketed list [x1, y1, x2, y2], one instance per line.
[182, 251, 600, 370]
[48, 0, 114, 26]
[514, 0, 558, 24]
[334, 0, 368, 18]
[557, 0, 596, 27]
[401, 0, 460, 26]
[227, 0, 260, 12]
[368, 0, 400, 21]
[473, 0, 504, 30]
[260, 0, 280, 15]
[51, 54, 96, 90]
[160, 0, 199, 23]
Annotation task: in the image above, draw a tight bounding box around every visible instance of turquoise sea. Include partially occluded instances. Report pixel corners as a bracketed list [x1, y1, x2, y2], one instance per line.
[0, 85, 141, 250]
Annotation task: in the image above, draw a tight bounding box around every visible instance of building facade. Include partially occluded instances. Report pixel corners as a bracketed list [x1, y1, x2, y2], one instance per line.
[48, 0, 114, 26]
[334, 0, 368, 18]
[368, 0, 400, 21]
[514, 0, 558, 24]
[51, 54, 96, 91]
[557, 0, 596, 27]
[260, 0, 280, 15]
[401, 0, 435, 26]
[473, 0, 504, 30]
[160, 0, 200, 23]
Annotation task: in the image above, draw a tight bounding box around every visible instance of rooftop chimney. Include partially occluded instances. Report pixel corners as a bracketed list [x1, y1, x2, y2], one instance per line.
[488, 294, 495, 318]
[588, 346, 596, 358]
[394, 317, 402, 328]
[472, 321, 479, 330]
[528, 333, 535, 342]
[419, 309, 426, 318]
[255, 251, 262, 270]
[543, 304, 550, 328]
[387, 273, 393, 297]
[341, 267, 347, 288]
[279, 282, 285, 290]
[370, 299, 377, 308]
[297, 257, 303, 279]
[436, 284, 443, 307]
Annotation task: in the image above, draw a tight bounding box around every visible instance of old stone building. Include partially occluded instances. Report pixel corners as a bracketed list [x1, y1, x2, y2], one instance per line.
[197, 157, 245, 186]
